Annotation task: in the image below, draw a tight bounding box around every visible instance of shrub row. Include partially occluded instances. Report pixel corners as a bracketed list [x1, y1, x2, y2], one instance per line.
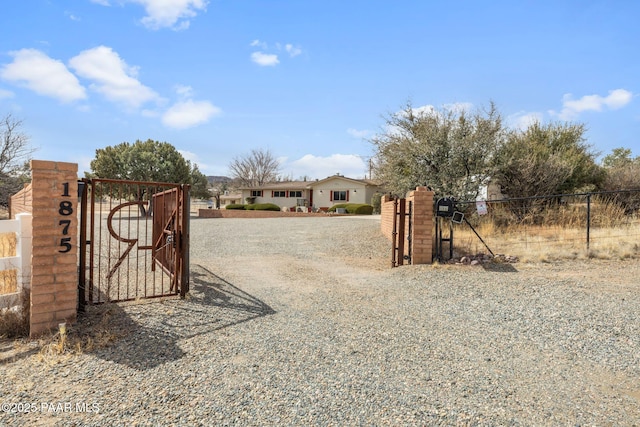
[327, 203, 374, 215]
[225, 203, 281, 211]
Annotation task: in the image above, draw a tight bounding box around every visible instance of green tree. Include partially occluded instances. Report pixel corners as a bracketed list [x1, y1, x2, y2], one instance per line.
[371, 101, 504, 199]
[493, 122, 604, 198]
[602, 147, 637, 169]
[601, 147, 640, 213]
[89, 139, 206, 213]
[189, 162, 210, 199]
[90, 139, 192, 182]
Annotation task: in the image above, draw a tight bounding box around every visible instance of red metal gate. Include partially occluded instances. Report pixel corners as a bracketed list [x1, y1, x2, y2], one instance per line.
[78, 178, 190, 306]
[391, 198, 412, 267]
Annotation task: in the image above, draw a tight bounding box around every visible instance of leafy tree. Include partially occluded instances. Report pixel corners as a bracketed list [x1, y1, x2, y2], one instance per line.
[602, 147, 637, 169]
[493, 122, 604, 198]
[189, 162, 210, 199]
[229, 148, 280, 187]
[89, 139, 205, 213]
[601, 147, 640, 213]
[0, 114, 34, 209]
[90, 139, 195, 182]
[371, 101, 504, 199]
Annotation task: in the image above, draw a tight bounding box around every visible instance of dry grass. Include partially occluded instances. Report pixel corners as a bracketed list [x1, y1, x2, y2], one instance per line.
[0, 232, 16, 257]
[35, 304, 127, 364]
[451, 201, 640, 262]
[0, 269, 18, 294]
[1, 231, 18, 295]
[0, 287, 30, 339]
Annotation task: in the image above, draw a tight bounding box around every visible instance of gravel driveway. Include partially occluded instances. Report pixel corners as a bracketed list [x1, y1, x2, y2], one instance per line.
[1, 216, 639, 426]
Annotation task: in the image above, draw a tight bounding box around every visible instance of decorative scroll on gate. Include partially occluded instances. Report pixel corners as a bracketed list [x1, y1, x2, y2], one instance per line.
[78, 179, 190, 306]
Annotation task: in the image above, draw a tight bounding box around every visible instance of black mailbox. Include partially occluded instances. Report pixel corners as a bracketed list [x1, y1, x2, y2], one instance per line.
[436, 197, 455, 217]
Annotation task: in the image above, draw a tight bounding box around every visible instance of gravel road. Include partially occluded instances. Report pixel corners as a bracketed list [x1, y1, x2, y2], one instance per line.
[1, 215, 639, 426]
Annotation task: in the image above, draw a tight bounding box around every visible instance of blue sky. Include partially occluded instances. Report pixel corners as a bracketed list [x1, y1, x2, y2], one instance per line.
[1, 0, 638, 179]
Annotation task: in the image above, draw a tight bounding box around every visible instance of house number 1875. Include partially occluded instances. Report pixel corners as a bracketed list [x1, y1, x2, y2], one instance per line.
[58, 182, 73, 253]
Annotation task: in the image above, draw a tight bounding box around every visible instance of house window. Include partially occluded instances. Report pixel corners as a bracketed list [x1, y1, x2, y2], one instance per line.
[251, 190, 263, 197]
[289, 190, 302, 198]
[332, 190, 348, 201]
[273, 191, 286, 197]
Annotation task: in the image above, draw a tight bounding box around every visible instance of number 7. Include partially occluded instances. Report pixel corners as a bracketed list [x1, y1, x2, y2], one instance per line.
[59, 219, 71, 235]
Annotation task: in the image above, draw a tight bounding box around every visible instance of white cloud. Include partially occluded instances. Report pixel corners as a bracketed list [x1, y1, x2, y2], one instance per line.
[347, 128, 371, 139]
[251, 52, 279, 67]
[174, 84, 194, 99]
[69, 46, 159, 109]
[0, 48, 86, 103]
[66, 11, 81, 21]
[250, 39, 268, 49]
[285, 154, 367, 180]
[443, 102, 474, 114]
[0, 88, 14, 99]
[507, 111, 543, 130]
[90, 0, 110, 5]
[249, 40, 302, 65]
[162, 99, 221, 129]
[285, 44, 302, 57]
[132, 0, 208, 30]
[552, 89, 633, 120]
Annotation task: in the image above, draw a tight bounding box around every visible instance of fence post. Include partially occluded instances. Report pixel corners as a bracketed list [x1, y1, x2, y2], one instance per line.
[586, 193, 591, 251]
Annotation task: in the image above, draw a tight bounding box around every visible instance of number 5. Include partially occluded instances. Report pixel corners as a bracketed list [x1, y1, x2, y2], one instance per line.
[59, 237, 72, 253]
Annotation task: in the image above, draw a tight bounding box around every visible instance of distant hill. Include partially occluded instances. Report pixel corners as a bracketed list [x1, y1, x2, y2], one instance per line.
[207, 176, 232, 184]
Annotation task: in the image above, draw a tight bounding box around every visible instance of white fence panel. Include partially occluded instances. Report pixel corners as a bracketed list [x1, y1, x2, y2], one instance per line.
[0, 213, 32, 310]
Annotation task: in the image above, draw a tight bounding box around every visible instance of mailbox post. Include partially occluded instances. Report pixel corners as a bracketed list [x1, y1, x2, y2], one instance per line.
[435, 198, 455, 261]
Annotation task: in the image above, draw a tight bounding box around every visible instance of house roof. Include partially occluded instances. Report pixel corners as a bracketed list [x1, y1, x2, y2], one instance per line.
[239, 175, 381, 191]
[311, 174, 380, 187]
[239, 181, 310, 191]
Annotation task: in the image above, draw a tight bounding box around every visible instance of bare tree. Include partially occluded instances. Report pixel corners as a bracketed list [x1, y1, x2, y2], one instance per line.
[1, 114, 35, 208]
[228, 148, 280, 187]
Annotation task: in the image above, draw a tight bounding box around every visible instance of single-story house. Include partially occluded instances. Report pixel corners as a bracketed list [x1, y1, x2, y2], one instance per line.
[239, 174, 381, 211]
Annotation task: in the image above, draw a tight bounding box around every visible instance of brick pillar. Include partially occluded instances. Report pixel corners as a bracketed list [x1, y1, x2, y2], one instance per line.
[380, 194, 395, 240]
[29, 160, 78, 337]
[407, 186, 434, 264]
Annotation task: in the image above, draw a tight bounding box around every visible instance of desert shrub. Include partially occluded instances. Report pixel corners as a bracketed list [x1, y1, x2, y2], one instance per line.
[225, 204, 245, 210]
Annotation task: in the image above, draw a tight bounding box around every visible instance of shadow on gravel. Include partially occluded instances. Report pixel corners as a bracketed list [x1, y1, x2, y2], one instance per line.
[76, 264, 275, 371]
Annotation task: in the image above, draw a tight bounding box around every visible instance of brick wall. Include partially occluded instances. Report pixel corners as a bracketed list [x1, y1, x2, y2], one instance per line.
[406, 187, 434, 265]
[380, 187, 434, 265]
[9, 184, 33, 218]
[29, 160, 78, 337]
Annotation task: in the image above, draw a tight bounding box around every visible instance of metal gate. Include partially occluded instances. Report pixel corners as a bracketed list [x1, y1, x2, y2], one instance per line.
[78, 178, 190, 306]
[391, 198, 412, 267]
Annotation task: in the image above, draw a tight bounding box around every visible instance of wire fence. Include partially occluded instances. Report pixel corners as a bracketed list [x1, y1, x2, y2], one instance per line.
[441, 189, 640, 261]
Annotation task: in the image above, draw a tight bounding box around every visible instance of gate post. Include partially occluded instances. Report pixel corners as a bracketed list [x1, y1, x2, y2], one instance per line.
[29, 160, 78, 337]
[407, 186, 434, 265]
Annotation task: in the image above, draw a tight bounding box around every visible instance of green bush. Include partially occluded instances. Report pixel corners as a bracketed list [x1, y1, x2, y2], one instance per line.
[327, 203, 373, 215]
[327, 203, 348, 212]
[225, 204, 245, 210]
[245, 203, 281, 211]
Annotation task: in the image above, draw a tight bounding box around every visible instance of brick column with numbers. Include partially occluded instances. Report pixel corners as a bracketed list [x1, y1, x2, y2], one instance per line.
[29, 160, 78, 337]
